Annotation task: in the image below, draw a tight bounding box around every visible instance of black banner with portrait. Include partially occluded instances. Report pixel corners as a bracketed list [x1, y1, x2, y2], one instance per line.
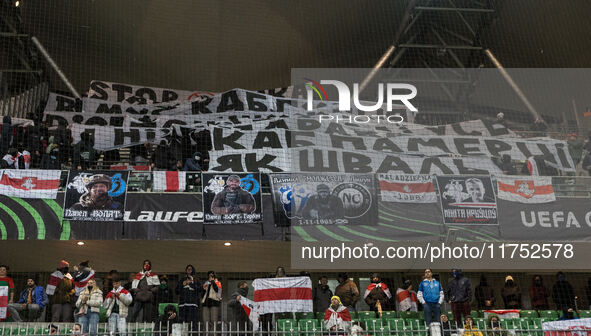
[435, 175, 498, 225]
[201, 173, 263, 224]
[269, 173, 377, 227]
[63, 170, 129, 221]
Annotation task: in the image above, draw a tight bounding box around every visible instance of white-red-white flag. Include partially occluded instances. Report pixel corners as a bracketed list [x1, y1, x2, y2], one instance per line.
[0, 285, 7, 319]
[497, 176, 555, 203]
[0, 170, 61, 199]
[542, 318, 591, 336]
[239, 296, 261, 331]
[378, 174, 436, 203]
[483, 309, 520, 319]
[253, 276, 312, 314]
[152, 171, 186, 192]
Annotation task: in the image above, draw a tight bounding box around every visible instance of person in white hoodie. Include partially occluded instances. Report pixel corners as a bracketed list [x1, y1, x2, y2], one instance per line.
[103, 275, 133, 336]
[75, 279, 103, 336]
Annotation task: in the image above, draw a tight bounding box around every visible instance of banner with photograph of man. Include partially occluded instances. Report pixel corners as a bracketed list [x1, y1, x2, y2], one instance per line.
[435, 175, 498, 225]
[63, 171, 129, 221]
[202, 173, 263, 224]
[269, 173, 377, 226]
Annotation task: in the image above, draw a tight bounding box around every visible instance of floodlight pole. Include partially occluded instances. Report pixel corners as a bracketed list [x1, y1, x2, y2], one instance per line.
[484, 48, 543, 123]
[31, 36, 81, 99]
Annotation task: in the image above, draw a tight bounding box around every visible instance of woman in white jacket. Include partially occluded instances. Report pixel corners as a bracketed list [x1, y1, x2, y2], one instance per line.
[76, 279, 103, 336]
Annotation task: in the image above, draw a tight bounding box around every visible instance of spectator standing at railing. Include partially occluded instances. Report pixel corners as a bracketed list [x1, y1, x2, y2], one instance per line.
[41, 136, 61, 169]
[364, 273, 392, 317]
[25, 124, 42, 168]
[567, 134, 583, 168]
[0, 115, 13, 155]
[130, 260, 160, 323]
[103, 274, 132, 336]
[151, 140, 175, 170]
[75, 278, 103, 336]
[229, 281, 251, 333]
[130, 142, 151, 165]
[418, 268, 444, 326]
[396, 279, 418, 312]
[177, 265, 201, 329]
[313, 275, 333, 314]
[334, 272, 360, 314]
[499, 154, 517, 175]
[47, 260, 74, 322]
[183, 151, 203, 172]
[552, 272, 575, 311]
[72, 131, 96, 170]
[446, 269, 472, 328]
[474, 275, 495, 310]
[0, 265, 15, 322]
[501, 275, 521, 309]
[529, 275, 550, 310]
[156, 275, 174, 319]
[201, 270, 222, 330]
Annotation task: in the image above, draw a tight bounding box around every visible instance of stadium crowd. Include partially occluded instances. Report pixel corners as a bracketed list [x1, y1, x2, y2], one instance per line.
[1, 262, 590, 335]
[1, 114, 590, 176]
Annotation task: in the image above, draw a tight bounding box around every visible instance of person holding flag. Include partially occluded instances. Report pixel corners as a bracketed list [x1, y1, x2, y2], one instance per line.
[324, 296, 352, 335]
[0, 265, 15, 321]
[47, 260, 74, 322]
[130, 260, 160, 322]
[72, 260, 95, 321]
[235, 290, 260, 332]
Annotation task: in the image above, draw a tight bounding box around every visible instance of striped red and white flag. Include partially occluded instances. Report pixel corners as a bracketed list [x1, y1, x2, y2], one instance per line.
[0, 170, 61, 199]
[153, 171, 187, 192]
[483, 309, 520, 319]
[74, 270, 95, 296]
[253, 276, 312, 314]
[497, 176, 555, 203]
[46, 271, 72, 296]
[0, 285, 7, 319]
[378, 174, 436, 203]
[240, 296, 261, 331]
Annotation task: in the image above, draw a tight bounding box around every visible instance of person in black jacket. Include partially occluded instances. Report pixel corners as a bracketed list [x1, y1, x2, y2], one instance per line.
[313, 276, 333, 314]
[474, 275, 494, 310]
[445, 269, 472, 328]
[440, 313, 455, 336]
[552, 272, 575, 311]
[228, 281, 250, 334]
[176, 265, 201, 329]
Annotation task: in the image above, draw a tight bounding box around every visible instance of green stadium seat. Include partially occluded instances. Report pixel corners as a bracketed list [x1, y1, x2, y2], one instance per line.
[399, 311, 419, 319]
[277, 318, 298, 336]
[158, 302, 179, 316]
[382, 310, 396, 319]
[296, 312, 316, 320]
[298, 319, 320, 332]
[387, 318, 406, 331]
[363, 318, 385, 330]
[373, 325, 391, 336]
[538, 310, 558, 319]
[315, 312, 325, 320]
[471, 310, 481, 318]
[520, 310, 539, 318]
[358, 311, 375, 319]
[475, 318, 487, 329]
[579, 310, 591, 318]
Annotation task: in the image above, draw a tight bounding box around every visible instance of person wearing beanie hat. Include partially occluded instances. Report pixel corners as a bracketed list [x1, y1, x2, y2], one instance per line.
[72, 260, 95, 322]
[501, 275, 521, 309]
[324, 295, 351, 333]
[446, 269, 472, 327]
[47, 260, 74, 322]
[364, 272, 392, 317]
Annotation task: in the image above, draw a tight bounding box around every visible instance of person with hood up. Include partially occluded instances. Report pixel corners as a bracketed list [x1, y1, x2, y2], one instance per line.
[558, 307, 579, 321]
[396, 279, 418, 312]
[72, 131, 96, 170]
[176, 264, 201, 329]
[501, 275, 521, 309]
[474, 274, 495, 310]
[552, 272, 575, 311]
[364, 272, 392, 317]
[130, 260, 160, 322]
[183, 151, 203, 171]
[418, 268, 444, 326]
[446, 269, 472, 327]
[40, 136, 61, 169]
[529, 275, 550, 310]
[324, 296, 352, 334]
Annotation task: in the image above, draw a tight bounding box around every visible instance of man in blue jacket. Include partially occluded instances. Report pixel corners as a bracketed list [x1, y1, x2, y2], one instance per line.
[8, 276, 48, 321]
[417, 268, 444, 326]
